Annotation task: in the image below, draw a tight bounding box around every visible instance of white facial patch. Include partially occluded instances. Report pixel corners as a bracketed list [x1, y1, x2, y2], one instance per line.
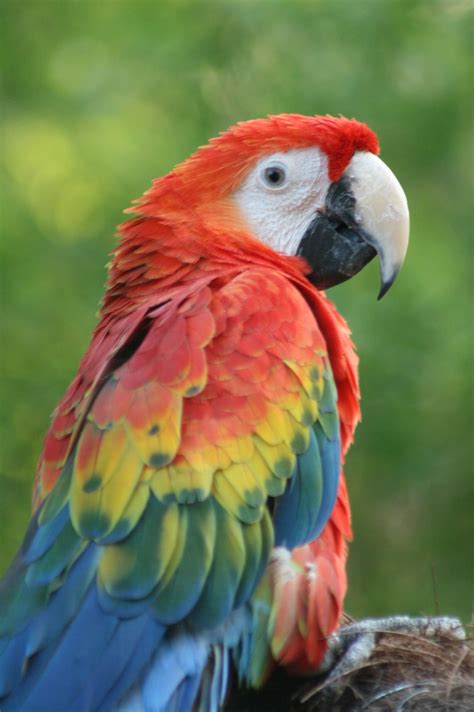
[232, 147, 330, 255]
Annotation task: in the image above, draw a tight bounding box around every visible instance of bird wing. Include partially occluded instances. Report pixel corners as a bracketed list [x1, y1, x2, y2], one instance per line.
[0, 266, 341, 711]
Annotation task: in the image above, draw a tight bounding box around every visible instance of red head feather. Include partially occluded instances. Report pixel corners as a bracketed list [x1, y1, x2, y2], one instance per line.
[137, 114, 379, 215]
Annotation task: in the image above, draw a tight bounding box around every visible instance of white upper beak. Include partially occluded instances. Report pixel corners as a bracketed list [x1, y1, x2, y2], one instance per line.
[345, 151, 410, 298]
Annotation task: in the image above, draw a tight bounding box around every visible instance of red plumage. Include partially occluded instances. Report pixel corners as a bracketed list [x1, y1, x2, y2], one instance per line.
[33, 114, 367, 681]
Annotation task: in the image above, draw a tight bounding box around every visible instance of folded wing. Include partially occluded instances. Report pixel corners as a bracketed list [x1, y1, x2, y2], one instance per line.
[0, 267, 341, 710]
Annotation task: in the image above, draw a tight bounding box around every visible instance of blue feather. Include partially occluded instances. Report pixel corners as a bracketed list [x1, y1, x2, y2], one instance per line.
[169, 673, 202, 711]
[312, 421, 340, 536]
[127, 610, 250, 712]
[0, 630, 29, 698]
[8, 583, 119, 711]
[24, 543, 98, 658]
[98, 620, 164, 711]
[273, 422, 340, 549]
[24, 505, 69, 564]
[140, 631, 208, 712]
[1, 545, 165, 712]
[0, 544, 98, 702]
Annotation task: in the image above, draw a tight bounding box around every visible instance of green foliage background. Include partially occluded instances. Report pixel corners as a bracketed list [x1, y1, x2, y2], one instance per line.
[1, 0, 472, 622]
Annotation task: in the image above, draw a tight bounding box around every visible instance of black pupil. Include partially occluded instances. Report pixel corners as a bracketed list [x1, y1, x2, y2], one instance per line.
[265, 167, 284, 185]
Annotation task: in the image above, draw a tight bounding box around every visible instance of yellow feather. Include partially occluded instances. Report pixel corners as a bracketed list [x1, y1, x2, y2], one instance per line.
[284, 358, 324, 399]
[212, 471, 244, 518]
[119, 481, 150, 531]
[287, 415, 310, 454]
[181, 442, 232, 476]
[71, 439, 144, 539]
[246, 442, 288, 497]
[149, 466, 174, 501]
[253, 436, 296, 479]
[289, 391, 319, 426]
[254, 401, 291, 445]
[93, 426, 129, 487]
[98, 537, 138, 594]
[169, 458, 213, 503]
[223, 435, 255, 464]
[213, 464, 265, 522]
[125, 398, 182, 467]
[245, 446, 271, 487]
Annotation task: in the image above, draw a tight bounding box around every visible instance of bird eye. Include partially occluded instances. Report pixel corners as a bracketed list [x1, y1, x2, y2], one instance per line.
[261, 164, 287, 188]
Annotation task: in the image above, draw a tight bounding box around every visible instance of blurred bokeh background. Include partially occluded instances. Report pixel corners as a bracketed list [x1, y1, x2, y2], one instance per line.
[1, 0, 472, 622]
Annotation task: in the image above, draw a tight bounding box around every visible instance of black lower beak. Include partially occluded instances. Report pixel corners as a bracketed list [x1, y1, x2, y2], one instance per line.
[297, 215, 377, 290]
[297, 176, 376, 290]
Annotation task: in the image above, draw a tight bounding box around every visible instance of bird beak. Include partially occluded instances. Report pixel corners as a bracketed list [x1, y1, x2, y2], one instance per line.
[298, 151, 409, 299]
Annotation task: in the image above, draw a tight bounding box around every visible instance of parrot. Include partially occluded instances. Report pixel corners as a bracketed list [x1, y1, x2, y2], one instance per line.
[0, 114, 409, 711]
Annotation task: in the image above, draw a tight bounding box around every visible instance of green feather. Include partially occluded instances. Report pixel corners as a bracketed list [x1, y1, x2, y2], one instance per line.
[25, 518, 85, 586]
[38, 457, 73, 527]
[98, 494, 170, 600]
[318, 367, 339, 441]
[0, 566, 49, 637]
[235, 508, 273, 608]
[188, 501, 246, 631]
[151, 499, 216, 624]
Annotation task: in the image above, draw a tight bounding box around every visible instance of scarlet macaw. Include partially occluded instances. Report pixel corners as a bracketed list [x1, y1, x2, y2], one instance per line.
[0, 114, 409, 711]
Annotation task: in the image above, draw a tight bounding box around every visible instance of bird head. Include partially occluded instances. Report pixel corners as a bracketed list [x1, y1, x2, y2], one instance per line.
[139, 114, 409, 298]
